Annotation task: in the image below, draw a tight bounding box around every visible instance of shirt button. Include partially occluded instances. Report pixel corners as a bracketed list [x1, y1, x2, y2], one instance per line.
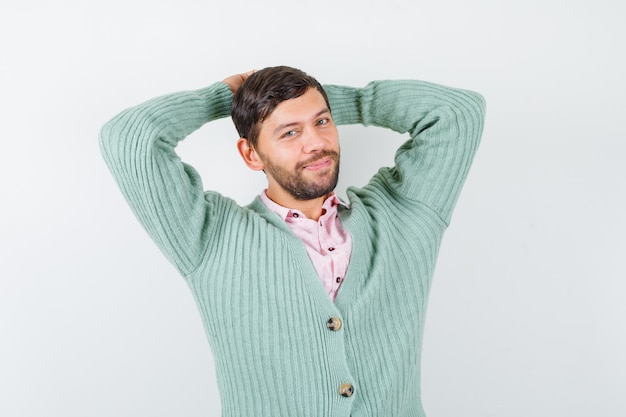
[328, 247, 335, 251]
[339, 383, 354, 397]
[292, 213, 299, 218]
[326, 317, 342, 331]
[336, 277, 342, 283]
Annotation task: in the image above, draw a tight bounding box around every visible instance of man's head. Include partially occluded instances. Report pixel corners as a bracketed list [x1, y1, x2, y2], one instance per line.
[234, 66, 340, 205]
[231, 66, 331, 148]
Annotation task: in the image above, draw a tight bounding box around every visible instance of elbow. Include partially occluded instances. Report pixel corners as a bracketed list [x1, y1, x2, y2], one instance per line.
[459, 91, 486, 147]
[99, 109, 139, 168]
[466, 90, 487, 122]
[98, 119, 115, 153]
[98, 119, 116, 164]
[99, 116, 124, 166]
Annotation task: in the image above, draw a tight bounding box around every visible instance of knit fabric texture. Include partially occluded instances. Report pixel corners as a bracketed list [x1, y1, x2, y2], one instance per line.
[100, 79, 485, 417]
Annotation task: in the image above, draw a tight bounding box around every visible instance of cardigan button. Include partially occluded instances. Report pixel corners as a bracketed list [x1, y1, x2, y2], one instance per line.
[339, 383, 354, 397]
[327, 317, 342, 331]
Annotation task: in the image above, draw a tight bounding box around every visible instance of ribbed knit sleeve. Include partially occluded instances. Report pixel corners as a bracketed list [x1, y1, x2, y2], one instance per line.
[325, 80, 485, 224]
[99, 82, 233, 275]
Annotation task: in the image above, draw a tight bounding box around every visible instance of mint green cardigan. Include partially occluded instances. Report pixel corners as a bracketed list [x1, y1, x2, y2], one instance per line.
[100, 80, 485, 417]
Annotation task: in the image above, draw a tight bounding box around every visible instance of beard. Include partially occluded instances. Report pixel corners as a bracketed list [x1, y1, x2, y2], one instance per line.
[261, 150, 340, 201]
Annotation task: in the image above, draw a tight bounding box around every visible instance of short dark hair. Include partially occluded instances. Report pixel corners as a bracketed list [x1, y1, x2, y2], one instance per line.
[231, 66, 330, 148]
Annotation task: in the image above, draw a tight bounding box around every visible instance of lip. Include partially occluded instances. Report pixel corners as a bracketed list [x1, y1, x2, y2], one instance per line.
[303, 157, 332, 170]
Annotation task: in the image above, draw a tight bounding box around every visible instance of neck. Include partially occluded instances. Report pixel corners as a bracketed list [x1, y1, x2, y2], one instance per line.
[265, 188, 330, 221]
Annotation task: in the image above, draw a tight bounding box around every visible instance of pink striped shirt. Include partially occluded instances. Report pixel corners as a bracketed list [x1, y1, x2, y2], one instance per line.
[260, 191, 352, 302]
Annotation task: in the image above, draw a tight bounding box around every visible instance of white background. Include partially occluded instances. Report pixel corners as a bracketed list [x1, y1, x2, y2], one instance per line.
[1, 1, 625, 416]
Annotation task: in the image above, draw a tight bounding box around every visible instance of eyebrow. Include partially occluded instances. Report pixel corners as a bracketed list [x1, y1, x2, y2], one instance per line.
[272, 108, 330, 136]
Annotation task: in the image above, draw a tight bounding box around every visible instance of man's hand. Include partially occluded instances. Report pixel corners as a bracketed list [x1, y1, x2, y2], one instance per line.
[223, 70, 255, 94]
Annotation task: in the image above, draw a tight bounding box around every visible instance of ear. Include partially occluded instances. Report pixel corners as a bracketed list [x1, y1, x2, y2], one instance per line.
[237, 138, 265, 171]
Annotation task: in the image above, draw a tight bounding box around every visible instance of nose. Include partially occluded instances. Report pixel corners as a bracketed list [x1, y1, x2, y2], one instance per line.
[301, 127, 327, 153]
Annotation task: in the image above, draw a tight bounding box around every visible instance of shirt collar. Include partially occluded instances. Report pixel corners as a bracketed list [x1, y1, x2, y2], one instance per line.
[259, 190, 349, 221]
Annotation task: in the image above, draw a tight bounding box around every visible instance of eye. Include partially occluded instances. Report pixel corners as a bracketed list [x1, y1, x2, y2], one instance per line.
[282, 129, 297, 138]
[316, 118, 329, 126]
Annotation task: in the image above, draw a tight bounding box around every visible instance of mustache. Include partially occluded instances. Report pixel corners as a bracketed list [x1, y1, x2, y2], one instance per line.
[296, 150, 339, 170]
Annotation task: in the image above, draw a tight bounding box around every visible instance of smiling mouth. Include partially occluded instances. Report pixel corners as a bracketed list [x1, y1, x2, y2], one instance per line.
[299, 151, 338, 171]
[303, 158, 332, 170]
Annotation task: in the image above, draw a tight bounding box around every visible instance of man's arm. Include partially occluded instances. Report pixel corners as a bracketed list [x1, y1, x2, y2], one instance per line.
[325, 80, 485, 224]
[99, 80, 238, 275]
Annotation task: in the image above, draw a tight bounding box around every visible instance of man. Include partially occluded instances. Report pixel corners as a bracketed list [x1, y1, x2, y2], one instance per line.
[100, 66, 485, 417]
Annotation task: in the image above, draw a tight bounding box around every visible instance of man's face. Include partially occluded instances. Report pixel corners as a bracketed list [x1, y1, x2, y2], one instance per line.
[253, 88, 340, 202]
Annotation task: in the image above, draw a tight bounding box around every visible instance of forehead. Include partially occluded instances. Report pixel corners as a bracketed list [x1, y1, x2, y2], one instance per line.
[262, 88, 329, 127]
